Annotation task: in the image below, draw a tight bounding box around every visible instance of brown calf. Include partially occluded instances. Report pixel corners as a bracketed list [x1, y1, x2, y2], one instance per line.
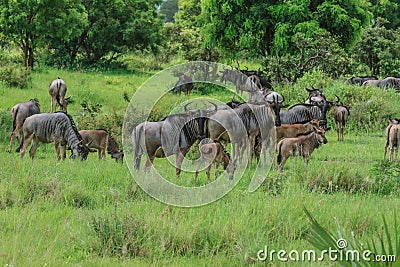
[194, 141, 236, 184]
[333, 104, 350, 141]
[275, 119, 320, 143]
[277, 127, 329, 173]
[79, 129, 124, 162]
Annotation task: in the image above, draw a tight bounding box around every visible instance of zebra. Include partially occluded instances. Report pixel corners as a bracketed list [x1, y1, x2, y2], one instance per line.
[18, 112, 90, 160]
[49, 77, 70, 113]
[8, 99, 41, 153]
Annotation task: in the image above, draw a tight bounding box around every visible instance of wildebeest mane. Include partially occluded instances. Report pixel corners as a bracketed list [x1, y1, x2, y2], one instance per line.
[57, 111, 83, 141]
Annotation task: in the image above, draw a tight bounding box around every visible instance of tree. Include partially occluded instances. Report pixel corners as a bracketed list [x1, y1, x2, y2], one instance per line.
[352, 18, 400, 76]
[159, 0, 178, 22]
[369, 0, 400, 30]
[47, 0, 164, 66]
[0, 0, 86, 69]
[201, 0, 372, 60]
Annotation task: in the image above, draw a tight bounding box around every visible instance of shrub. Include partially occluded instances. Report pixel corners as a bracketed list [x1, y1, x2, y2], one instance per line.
[0, 51, 30, 89]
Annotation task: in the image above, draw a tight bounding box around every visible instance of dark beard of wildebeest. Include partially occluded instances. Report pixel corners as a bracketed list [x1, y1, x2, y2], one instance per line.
[48, 77, 70, 113]
[207, 103, 275, 166]
[132, 102, 217, 176]
[18, 112, 90, 160]
[348, 75, 378, 86]
[8, 99, 41, 153]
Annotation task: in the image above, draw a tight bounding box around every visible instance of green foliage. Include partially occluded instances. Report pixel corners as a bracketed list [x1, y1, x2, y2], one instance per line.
[159, 0, 179, 23]
[369, 161, 400, 195]
[352, 18, 400, 76]
[0, 50, 30, 88]
[305, 207, 399, 266]
[264, 32, 350, 83]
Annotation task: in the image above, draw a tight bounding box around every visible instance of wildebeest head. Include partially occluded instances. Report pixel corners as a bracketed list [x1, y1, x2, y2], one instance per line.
[72, 139, 92, 160]
[315, 126, 330, 145]
[264, 91, 286, 127]
[306, 87, 326, 104]
[184, 101, 218, 140]
[226, 95, 245, 109]
[109, 150, 124, 163]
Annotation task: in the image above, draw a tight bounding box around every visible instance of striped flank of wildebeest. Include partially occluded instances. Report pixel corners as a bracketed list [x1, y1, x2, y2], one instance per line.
[8, 99, 41, 153]
[18, 112, 90, 160]
[279, 100, 333, 127]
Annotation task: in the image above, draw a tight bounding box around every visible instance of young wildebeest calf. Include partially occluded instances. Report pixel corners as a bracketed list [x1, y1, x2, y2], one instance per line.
[333, 104, 350, 141]
[194, 141, 236, 184]
[275, 119, 321, 143]
[277, 126, 329, 173]
[8, 99, 40, 153]
[49, 77, 70, 113]
[79, 129, 124, 162]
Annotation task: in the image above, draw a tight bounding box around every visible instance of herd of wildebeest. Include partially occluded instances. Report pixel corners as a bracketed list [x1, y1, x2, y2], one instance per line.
[6, 69, 400, 182]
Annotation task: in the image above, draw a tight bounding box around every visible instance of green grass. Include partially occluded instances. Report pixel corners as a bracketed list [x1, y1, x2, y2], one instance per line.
[0, 66, 399, 266]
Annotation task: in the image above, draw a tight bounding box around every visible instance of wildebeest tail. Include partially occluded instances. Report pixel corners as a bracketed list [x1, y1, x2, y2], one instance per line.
[394, 128, 399, 148]
[56, 79, 63, 107]
[277, 142, 283, 165]
[11, 107, 18, 132]
[134, 124, 144, 170]
[339, 111, 346, 126]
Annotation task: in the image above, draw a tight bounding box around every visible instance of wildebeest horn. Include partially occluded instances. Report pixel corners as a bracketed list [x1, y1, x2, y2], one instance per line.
[209, 101, 218, 112]
[281, 94, 285, 103]
[335, 95, 341, 103]
[306, 88, 313, 92]
[65, 95, 72, 100]
[184, 101, 192, 112]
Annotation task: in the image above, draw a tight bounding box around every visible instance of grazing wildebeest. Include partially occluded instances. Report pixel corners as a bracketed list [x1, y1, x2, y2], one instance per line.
[333, 98, 350, 141]
[362, 77, 400, 91]
[384, 118, 400, 160]
[194, 140, 237, 183]
[348, 75, 378, 86]
[239, 68, 272, 89]
[18, 112, 90, 160]
[133, 102, 218, 175]
[49, 77, 70, 112]
[172, 73, 194, 96]
[8, 99, 41, 153]
[220, 69, 248, 95]
[79, 129, 124, 162]
[277, 126, 329, 173]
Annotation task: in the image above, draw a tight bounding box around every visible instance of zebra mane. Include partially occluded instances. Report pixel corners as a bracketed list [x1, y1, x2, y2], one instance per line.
[58, 112, 82, 141]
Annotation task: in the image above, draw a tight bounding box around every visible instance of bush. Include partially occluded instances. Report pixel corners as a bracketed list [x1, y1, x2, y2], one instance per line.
[0, 51, 30, 89]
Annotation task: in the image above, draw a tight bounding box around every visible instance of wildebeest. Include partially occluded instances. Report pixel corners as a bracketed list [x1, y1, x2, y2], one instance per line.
[275, 119, 321, 143]
[18, 112, 90, 160]
[305, 87, 326, 104]
[384, 118, 400, 160]
[362, 77, 400, 91]
[277, 126, 329, 173]
[194, 140, 236, 183]
[49, 77, 70, 112]
[220, 69, 249, 95]
[207, 103, 275, 166]
[79, 129, 124, 162]
[172, 73, 194, 96]
[348, 75, 378, 86]
[279, 100, 333, 127]
[133, 102, 217, 175]
[333, 98, 350, 141]
[387, 123, 400, 162]
[8, 99, 41, 153]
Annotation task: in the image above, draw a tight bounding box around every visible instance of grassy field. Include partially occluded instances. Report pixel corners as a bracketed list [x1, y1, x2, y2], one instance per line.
[0, 66, 399, 266]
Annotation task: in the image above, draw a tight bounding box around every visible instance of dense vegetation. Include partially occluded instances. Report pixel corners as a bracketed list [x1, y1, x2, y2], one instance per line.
[1, 0, 400, 266]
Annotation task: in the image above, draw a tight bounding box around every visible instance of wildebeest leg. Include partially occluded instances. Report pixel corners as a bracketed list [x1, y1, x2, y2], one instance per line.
[176, 149, 189, 176]
[101, 148, 106, 159]
[97, 149, 102, 160]
[278, 156, 288, 173]
[20, 133, 34, 159]
[214, 161, 220, 181]
[8, 125, 21, 153]
[61, 144, 66, 160]
[195, 155, 204, 184]
[54, 142, 61, 160]
[144, 155, 155, 172]
[248, 135, 255, 166]
[29, 138, 39, 159]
